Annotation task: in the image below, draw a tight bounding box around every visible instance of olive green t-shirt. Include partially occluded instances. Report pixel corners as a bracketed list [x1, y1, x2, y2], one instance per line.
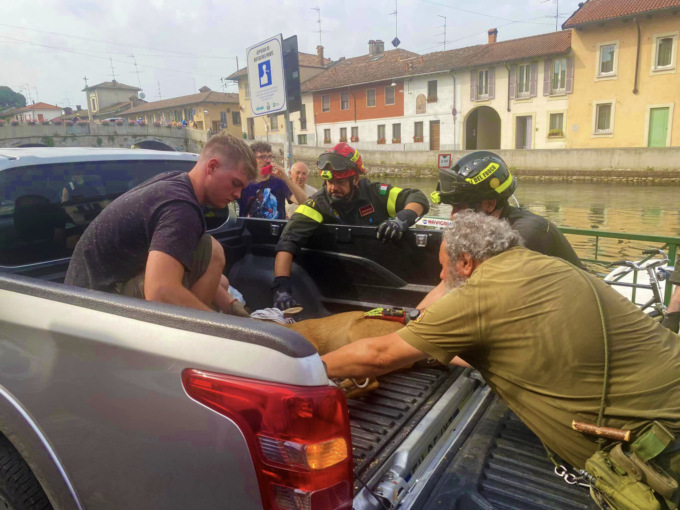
[399, 247, 680, 468]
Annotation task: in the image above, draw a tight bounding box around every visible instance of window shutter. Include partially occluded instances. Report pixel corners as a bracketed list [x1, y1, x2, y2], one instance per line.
[488, 68, 495, 100]
[509, 65, 516, 99]
[530, 62, 538, 97]
[566, 56, 575, 94]
[470, 70, 477, 101]
[543, 60, 551, 96]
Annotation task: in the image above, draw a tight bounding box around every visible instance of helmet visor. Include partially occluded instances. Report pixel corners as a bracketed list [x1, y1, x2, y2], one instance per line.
[317, 153, 353, 172]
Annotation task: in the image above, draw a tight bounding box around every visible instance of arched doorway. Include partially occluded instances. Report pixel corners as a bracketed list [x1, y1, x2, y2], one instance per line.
[465, 106, 501, 150]
[131, 140, 176, 151]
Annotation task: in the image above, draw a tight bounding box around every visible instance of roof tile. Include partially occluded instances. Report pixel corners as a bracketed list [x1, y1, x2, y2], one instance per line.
[302, 31, 571, 92]
[564, 0, 680, 28]
[124, 91, 238, 115]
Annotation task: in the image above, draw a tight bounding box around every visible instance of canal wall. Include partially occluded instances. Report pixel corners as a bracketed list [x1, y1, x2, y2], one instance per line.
[271, 144, 680, 183]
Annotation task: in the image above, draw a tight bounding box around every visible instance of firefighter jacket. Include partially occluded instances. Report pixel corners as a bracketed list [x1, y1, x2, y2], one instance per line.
[275, 179, 430, 255]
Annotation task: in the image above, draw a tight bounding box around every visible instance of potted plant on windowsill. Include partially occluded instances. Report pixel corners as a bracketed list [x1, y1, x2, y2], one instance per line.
[391, 137, 401, 143]
[548, 128, 563, 137]
[323, 137, 331, 144]
[427, 95, 438, 103]
[339, 136, 347, 142]
[413, 135, 424, 142]
[377, 138, 386, 145]
[350, 135, 359, 143]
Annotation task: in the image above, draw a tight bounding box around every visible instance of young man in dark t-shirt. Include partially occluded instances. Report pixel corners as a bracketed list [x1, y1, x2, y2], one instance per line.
[236, 142, 307, 219]
[65, 133, 258, 314]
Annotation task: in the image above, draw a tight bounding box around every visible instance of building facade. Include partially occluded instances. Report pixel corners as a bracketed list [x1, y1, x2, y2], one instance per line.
[83, 81, 142, 120]
[123, 89, 241, 135]
[564, 0, 680, 148]
[12, 102, 62, 122]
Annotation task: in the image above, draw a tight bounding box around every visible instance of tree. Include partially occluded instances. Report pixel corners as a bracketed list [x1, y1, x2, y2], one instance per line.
[0, 87, 27, 108]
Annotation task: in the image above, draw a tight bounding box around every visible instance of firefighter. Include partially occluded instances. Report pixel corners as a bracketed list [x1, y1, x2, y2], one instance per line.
[271, 143, 429, 312]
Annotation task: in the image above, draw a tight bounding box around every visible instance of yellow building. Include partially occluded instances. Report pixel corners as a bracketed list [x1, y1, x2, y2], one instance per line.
[124, 88, 241, 136]
[564, 0, 680, 148]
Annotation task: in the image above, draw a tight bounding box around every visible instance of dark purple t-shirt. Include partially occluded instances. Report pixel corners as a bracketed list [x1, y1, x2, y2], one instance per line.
[65, 172, 205, 291]
[237, 176, 291, 219]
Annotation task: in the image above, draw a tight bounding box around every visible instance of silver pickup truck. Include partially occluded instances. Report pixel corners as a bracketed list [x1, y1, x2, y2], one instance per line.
[0, 148, 594, 510]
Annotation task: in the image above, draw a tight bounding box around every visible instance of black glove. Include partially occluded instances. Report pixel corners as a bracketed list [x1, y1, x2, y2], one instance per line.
[271, 276, 301, 311]
[662, 311, 680, 334]
[377, 209, 419, 242]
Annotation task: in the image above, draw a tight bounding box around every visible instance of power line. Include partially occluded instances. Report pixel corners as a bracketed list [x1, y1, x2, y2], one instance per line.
[418, 0, 556, 26]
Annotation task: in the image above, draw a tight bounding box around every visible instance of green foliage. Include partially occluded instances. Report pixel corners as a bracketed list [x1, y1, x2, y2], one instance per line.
[0, 86, 27, 108]
[41, 136, 55, 147]
[96, 137, 103, 147]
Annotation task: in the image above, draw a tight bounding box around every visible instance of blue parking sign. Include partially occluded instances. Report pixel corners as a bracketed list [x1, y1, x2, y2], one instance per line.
[258, 60, 272, 88]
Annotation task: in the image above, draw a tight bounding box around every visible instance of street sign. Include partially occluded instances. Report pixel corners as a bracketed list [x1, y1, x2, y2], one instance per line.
[438, 153, 452, 169]
[282, 36, 301, 113]
[247, 35, 287, 116]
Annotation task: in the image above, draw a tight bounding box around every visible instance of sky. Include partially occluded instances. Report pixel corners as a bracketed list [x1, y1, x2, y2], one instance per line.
[1, 0, 584, 109]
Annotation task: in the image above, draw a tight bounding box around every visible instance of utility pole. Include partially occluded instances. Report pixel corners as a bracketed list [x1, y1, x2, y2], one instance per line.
[438, 15, 447, 50]
[157, 81, 162, 101]
[83, 76, 93, 122]
[129, 54, 142, 90]
[109, 57, 116, 82]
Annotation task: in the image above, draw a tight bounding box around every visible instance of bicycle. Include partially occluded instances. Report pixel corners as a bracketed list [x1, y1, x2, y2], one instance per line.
[605, 249, 671, 318]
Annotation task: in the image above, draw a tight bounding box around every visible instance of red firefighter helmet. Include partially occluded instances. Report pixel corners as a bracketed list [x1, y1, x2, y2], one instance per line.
[317, 142, 366, 180]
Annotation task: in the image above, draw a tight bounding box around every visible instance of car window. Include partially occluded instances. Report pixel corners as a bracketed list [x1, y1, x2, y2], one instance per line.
[0, 159, 219, 266]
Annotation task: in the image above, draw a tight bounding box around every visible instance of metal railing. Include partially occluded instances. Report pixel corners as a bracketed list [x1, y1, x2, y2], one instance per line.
[560, 227, 680, 306]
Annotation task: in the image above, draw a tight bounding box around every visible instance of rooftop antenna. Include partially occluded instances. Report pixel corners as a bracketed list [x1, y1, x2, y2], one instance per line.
[21, 84, 33, 104]
[109, 57, 117, 82]
[542, 0, 560, 31]
[390, 0, 401, 47]
[83, 76, 89, 89]
[157, 81, 162, 100]
[438, 15, 447, 50]
[312, 7, 322, 47]
[129, 54, 143, 90]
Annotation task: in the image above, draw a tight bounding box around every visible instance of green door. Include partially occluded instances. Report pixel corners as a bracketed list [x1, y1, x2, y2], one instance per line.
[648, 107, 670, 147]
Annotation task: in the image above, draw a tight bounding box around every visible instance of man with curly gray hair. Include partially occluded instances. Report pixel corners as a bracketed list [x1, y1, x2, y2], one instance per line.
[322, 211, 680, 479]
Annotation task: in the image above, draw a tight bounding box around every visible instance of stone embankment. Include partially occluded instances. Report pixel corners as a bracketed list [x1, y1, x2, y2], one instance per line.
[271, 143, 680, 184]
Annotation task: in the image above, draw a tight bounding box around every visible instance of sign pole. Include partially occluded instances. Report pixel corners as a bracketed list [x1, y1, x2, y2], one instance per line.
[284, 110, 294, 170]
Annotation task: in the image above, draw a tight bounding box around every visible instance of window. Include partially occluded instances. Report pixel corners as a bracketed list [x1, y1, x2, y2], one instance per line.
[548, 113, 564, 137]
[427, 80, 437, 102]
[385, 86, 395, 105]
[0, 159, 198, 266]
[269, 114, 278, 131]
[297, 134, 307, 145]
[552, 58, 567, 93]
[598, 43, 617, 77]
[184, 108, 193, 121]
[653, 33, 678, 72]
[477, 70, 489, 98]
[220, 112, 227, 127]
[351, 126, 359, 142]
[392, 123, 401, 143]
[322, 95, 330, 112]
[414, 121, 424, 142]
[232, 112, 241, 125]
[340, 127, 347, 141]
[366, 89, 376, 107]
[341, 92, 349, 110]
[299, 104, 307, 130]
[594, 102, 614, 135]
[89, 95, 98, 112]
[377, 124, 386, 143]
[517, 64, 531, 97]
[244, 80, 250, 99]
[323, 129, 331, 144]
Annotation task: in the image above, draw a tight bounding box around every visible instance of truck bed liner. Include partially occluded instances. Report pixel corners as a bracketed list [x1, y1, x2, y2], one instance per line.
[410, 396, 597, 509]
[349, 364, 465, 488]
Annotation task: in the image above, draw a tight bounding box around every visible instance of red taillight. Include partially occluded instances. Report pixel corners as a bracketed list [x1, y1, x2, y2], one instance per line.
[182, 369, 353, 510]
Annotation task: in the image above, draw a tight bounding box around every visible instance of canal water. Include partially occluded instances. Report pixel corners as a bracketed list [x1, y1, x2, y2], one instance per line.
[308, 176, 680, 265]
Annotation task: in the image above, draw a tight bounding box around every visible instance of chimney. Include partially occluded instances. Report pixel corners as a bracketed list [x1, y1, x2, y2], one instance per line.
[64, 107, 73, 115]
[368, 40, 376, 55]
[488, 28, 498, 44]
[375, 40, 385, 55]
[76, 105, 82, 111]
[317, 45, 325, 66]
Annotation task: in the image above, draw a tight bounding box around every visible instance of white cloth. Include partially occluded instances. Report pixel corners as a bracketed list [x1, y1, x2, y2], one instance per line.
[249, 308, 295, 324]
[286, 183, 317, 218]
